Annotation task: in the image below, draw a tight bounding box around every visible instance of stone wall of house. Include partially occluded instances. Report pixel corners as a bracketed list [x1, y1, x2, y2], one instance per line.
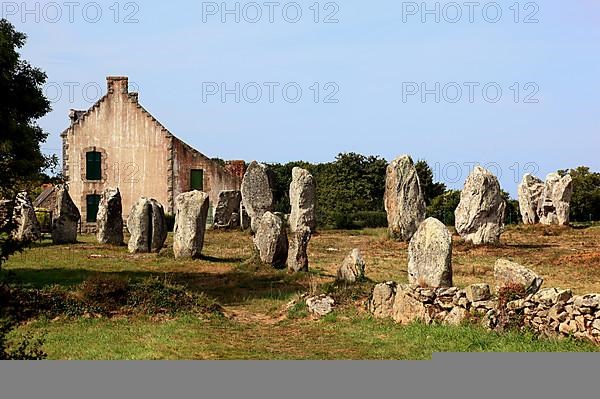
[61, 76, 243, 227]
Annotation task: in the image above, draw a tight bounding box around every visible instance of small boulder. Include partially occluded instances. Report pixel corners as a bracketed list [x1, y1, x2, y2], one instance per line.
[384, 155, 426, 241]
[531, 288, 572, 306]
[127, 197, 167, 253]
[408, 217, 452, 288]
[287, 225, 311, 273]
[96, 187, 124, 245]
[443, 307, 469, 326]
[337, 248, 366, 283]
[369, 282, 397, 319]
[253, 211, 288, 268]
[51, 185, 81, 244]
[288, 167, 316, 233]
[173, 191, 210, 259]
[455, 166, 506, 245]
[306, 295, 334, 317]
[391, 284, 433, 325]
[494, 259, 543, 295]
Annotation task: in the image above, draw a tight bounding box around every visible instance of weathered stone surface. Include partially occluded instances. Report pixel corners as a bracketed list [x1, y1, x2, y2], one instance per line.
[51, 185, 81, 244]
[408, 217, 452, 288]
[288, 167, 316, 233]
[369, 282, 397, 319]
[466, 283, 491, 303]
[213, 190, 242, 229]
[444, 307, 469, 326]
[494, 259, 543, 295]
[241, 161, 275, 232]
[531, 288, 572, 306]
[391, 284, 433, 325]
[455, 166, 506, 245]
[173, 191, 210, 259]
[287, 226, 311, 273]
[337, 248, 366, 283]
[13, 192, 41, 241]
[253, 211, 288, 268]
[306, 295, 334, 317]
[96, 187, 123, 245]
[538, 173, 573, 226]
[126, 197, 167, 253]
[384, 155, 426, 242]
[518, 173, 545, 224]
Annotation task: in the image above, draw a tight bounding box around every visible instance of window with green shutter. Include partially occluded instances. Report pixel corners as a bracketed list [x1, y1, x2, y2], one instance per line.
[190, 169, 204, 191]
[86, 151, 102, 180]
[86, 194, 101, 222]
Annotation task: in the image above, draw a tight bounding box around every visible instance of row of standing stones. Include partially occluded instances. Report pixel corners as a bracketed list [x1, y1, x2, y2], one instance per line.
[373, 155, 595, 344]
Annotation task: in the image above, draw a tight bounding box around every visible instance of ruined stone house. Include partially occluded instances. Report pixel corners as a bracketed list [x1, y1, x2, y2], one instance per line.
[60, 76, 244, 231]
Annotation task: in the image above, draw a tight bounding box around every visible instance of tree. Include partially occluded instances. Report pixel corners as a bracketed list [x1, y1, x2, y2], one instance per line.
[415, 160, 446, 205]
[1, 18, 52, 266]
[561, 167, 600, 222]
[427, 190, 461, 226]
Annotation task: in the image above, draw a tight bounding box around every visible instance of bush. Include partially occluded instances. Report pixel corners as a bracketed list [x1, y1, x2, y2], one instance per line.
[80, 274, 130, 310]
[352, 211, 388, 228]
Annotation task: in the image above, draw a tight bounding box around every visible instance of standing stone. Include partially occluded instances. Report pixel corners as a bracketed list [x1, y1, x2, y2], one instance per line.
[241, 161, 275, 232]
[253, 211, 288, 268]
[213, 190, 242, 229]
[51, 185, 81, 244]
[384, 155, 426, 241]
[337, 248, 366, 283]
[173, 191, 210, 259]
[369, 282, 397, 319]
[13, 192, 41, 241]
[455, 166, 506, 245]
[287, 226, 311, 273]
[518, 174, 545, 224]
[288, 167, 316, 233]
[538, 173, 573, 226]
[494, 259, 543, 295]
[96, 187, 124, 245]
[407, 217, 452, 288]
[127, 197, 167, 253]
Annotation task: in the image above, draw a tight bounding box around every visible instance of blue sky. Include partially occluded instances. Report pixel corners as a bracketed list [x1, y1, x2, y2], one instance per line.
[6, 0, 600, 196]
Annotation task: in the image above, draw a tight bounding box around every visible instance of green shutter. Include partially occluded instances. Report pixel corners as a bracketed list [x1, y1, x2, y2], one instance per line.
[190, 170, 204, 191]
[86, 195, 101, 222]
[86, 151, 102, 180]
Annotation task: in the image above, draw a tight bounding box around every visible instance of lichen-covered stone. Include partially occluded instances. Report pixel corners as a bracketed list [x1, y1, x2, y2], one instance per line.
[369, 282, 397, 319]
[518, 173, 545, 224]
[494, 259, 543, 295]
[455, 166, 506, 245]
[384, 155, 426, 242]
[408, 217, 452, 288]
[288, 167, 316, 233]
[337, 248, 366, 283]
[173, 191, 210, 259]
[13, 191, 41, 242]
[96, 187, 124, 245]
[51, 185, 81, 244]
[127, 197, 167, 253]
[241, 161, 274, 232]
[538, 173, 573, 226]
[287, 225, 311, 273]
[253, 211, 288, 268]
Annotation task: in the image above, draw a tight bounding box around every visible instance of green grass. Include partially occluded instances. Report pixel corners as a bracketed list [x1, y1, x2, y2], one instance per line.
[4, 227, 600, 359]
[12, 311, 597, 360]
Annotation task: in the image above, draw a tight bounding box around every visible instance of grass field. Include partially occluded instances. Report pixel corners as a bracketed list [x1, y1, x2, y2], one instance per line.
[3, 224, 600, 359]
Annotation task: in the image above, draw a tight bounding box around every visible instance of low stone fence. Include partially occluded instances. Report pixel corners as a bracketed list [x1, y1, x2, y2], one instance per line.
[368, 278, 600, 345]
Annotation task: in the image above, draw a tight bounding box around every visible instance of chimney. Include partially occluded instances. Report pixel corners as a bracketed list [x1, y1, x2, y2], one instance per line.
[69, 109, 85, 123]
[106, 76, 129, 94]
